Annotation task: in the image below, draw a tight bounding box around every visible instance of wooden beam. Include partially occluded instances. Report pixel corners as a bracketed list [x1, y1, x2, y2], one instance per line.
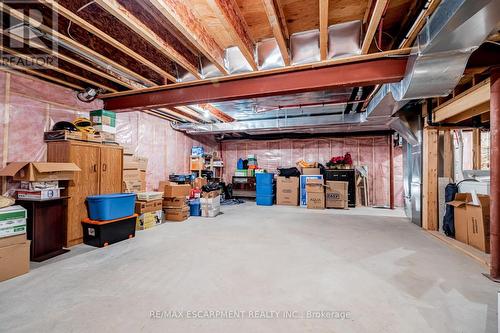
[445, 102, 490, 124]
[443, 129, 454, 179]
[198, 103, 235, 122]
[274, 0, 289, 38]
[175, 106, 206, 122]
[148, 0, 228, 75]
[0, 64, 84, 90]
[473, 128, 482, 169]
[94, 0, 201, 79]
[422, 124, 439, 231]
[261, 0, 290, 65]
[319, 0, 329, 61]
[400, 0, 441, 48]
[50, 1, 175, 82]
[158, 108, 200, 123]
[0, 3, 154, 87]
[0, 46, 118, 92]
[3, 31, 135, 90]
[361, 0, 389, 54]
[144, 110, 179, 122]
[363, 0, 374, 25]
[433, 79, 491, 122]
[206, 0, 258, 70]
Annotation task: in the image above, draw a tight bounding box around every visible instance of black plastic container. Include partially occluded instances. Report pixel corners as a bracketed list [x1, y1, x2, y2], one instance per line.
[81, 214, 137, 247]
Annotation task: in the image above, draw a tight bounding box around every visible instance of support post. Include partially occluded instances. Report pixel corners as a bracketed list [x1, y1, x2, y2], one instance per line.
[443, 129, 454, 180]
[490, 68, 500, 279]
[389, 133, 395, 209]
[473, 128, 482, 169]
[422, 118, 439, 230]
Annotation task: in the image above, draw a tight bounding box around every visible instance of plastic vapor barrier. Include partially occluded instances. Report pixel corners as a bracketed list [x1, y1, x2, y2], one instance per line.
[221, 136, 404, 207]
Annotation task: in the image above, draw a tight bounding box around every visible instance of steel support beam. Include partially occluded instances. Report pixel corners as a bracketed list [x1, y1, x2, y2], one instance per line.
[103, 57, 407, 111]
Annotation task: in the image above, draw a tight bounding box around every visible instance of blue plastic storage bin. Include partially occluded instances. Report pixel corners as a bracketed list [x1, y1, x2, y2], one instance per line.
[189, 199, 201, 216]
[87, 193, 136, 221]
[256, 185, 274, 196]
[256, 173, 274, 185]
[256, 195, 274, 206]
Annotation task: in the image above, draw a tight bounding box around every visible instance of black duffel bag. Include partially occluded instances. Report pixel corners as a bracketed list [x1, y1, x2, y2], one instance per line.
[277, 167, 301, 177]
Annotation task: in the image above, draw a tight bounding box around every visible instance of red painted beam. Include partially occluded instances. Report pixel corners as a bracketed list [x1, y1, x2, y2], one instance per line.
[490, 67, 500, 280]
[103, 57, 408, 111]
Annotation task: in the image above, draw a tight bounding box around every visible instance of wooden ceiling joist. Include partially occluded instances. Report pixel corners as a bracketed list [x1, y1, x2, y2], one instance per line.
[399, 0, 441, 48]
[361, 0, 389, 54]
[261, 0, 290, 66]
[274, 0, 289, 38]
[432, 79, 491, 123]
[148, 0, 228, 75]
[3, 31, 135, 90]
[319, 0, 329, 61]
[0, 46, 118, 92]
[0, 3, 156, 87]
[206, 0, 258, 71]
[174, 106, 206, 122]
[94, 0, 202, 79]
[198, 103, 235, 122]
[0, 64, 84, 91]
[50, 1, 175, 82]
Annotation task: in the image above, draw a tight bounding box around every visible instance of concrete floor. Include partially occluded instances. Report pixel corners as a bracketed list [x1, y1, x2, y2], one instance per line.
[0, 203, 497, 332]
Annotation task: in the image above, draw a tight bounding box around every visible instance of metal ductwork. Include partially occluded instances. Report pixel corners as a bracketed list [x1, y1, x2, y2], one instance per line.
[366, 0, 500, 120]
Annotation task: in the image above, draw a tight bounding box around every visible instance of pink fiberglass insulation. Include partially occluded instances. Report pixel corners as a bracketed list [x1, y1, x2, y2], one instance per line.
[221, 136, 404, 207]
[115, 111, 219, 191]
[0, 71, 102, 167]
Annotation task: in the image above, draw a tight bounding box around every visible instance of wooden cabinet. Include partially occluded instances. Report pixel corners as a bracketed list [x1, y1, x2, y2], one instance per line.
[47, 141, 123, 247]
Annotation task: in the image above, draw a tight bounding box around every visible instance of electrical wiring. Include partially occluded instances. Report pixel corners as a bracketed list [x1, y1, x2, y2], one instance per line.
[67, 1, 96, 41]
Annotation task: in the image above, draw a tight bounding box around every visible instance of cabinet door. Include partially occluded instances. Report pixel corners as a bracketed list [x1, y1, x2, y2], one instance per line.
[100, 147, 123, 194]
[67, 145, 100, 246]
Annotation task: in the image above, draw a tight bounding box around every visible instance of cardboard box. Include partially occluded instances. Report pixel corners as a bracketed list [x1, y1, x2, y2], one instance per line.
[447, 193, 469, 244]
[164, 206, 189, 222]
[123, 155, 140, 170]
[466, 194, 490, 253]
[302, 167, 321, 175]
[135, 199, 163, 214]
[325, 181, 348, 209]
[16, 188, 62, 200]
[160, 181, 192, 198]
[202, 190, 220, 199]
[90, 109, 116, 134]
[299, 175, 323, 207]
[190, 157, 205, 171]
[0, 219, 26, 238]
[136, 210, 164, 230]
[0, 205, 27, 222]
[123, 180, 142, 193]
[0, 162, 80, 181]
[276, 176, 299, 206]
[193, 177, 208, 189]
[123, 169, 141, 182]
[136, 157, 148, 171]
[43, 130, 84, 142]
[163, 197, 188, 208]
[306, 178, 325, 209]
[0, 239, 30, 282]
[19, 181, 58, 190]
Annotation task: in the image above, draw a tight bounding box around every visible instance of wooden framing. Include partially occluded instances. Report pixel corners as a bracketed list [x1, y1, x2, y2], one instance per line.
[443, 129, 454, 179]
[432, 79, 491, 123]
[319, 0, 329, 61]
[198, 103, 235, 122]
[50, 1, 175, 82]
[3, 31, 135, 90]
[445, 102, 490, 124]
[0, 3, 155, 87]
[399, 0, 441, 48]
[361, 0, 389, 54]
[0, 46, 118, 92]
[206, 0, 258, 71]
[473, 128, 482, 169]
[148, 0, 228, 74]
[0, 64, 84, 91]
[1, 73, 10, 194]
[274, 0, 289, 38]
[174, 106, 206, 122]
[95, 0, 201, 79]
[261, 0, 290, 65]
[422, 125, 439, 231]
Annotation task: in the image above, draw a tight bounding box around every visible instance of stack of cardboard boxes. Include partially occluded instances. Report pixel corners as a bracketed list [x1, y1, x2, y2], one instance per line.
[447, 193, 490, 253]
[161, 181, 191, 222]
[135, 192, 164, 230]
[123, 153, 148, 193]
[90, 109, 116, 142]
[276, 177, 299, 206]
[305, 178, 325, 209]
[200, 191, 221, 217]
[0, 205, 30, 282]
